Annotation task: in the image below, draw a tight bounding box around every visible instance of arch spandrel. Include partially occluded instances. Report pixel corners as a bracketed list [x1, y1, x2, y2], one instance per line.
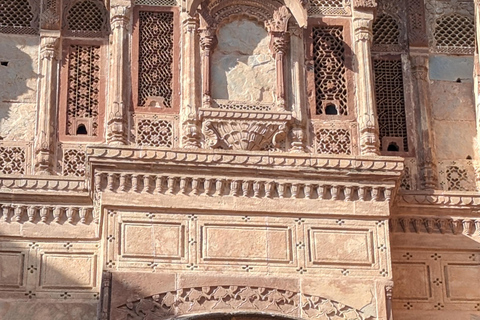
[187, 0, 307, 28]
[117, 285, 374, 320]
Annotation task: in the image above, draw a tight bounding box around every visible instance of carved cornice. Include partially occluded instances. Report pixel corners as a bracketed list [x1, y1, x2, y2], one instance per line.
[0, 176, 86, 194]
[199, 109, 292, 121]
[397, 190, 480, 208]
[0, 203, 94, 225]
[391, 216, 480, 236]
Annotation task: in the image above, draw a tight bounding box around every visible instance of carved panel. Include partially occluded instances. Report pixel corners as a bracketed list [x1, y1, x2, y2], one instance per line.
[201, 224, 293, 263]
[62, 146, 86, 177]
[135, 114, 178, 148]
[121, 222, 186, 259]
[39, 253, 97, 289]
[400, 158, 417, 190]
[392, 250, 480, 312]
[105, 210, 388, 277]
[313, 122, 357, 155]
[0, 145, 27, 175]
[438, 160, 476, 192]
[373, 58, 408, 153]
[0, 252, 25, 288]
[0, 0, 39, 34]
[63, 0, 109, 38]
[307, 228, 374, 266]
[406, 0, 427, 46]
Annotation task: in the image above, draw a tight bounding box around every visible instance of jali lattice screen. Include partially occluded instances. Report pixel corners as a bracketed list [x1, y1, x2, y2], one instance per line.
[0, 0, 38, 34]
[66, 45, 101, 137]
[137, 11, 174, 108]
[373, 59, 408, 152]
[312, 27, 348, 116]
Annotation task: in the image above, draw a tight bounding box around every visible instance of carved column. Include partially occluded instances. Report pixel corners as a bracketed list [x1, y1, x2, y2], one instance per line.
[106, 5, 130, 145]
[353, 6, 380, 156]
[181, 14, 202, 148]
[34, 32, 60, 174]
[289, 25, 306, 152]
[199, 27, 216, 109]
[474, 0, 480, 189]
[411, 53, 438, 189]
[266, 6, 291, 111]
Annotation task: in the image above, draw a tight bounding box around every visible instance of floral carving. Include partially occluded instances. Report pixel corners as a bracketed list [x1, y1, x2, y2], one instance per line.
[118, 286, 373, 320]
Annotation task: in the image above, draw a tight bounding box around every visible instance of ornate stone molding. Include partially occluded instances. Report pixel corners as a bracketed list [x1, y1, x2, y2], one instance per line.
[352, 0, 377, 9]
[397, 190, 480, 208]
[391, 216, 480, 236]
[0, 176, 85, 193]
[117, 285, 373, 320]
[0, 203, 94, 224]
[40, 0, 60, 30]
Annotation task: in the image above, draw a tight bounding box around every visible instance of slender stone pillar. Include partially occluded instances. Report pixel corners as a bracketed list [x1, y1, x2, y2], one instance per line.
[106, 5, 130, 145]
[289, 25, 306, 152]
[34, 31, 60, 174]
[473, 0, 480, 189]
[266, 6, 291, 111]
[411, 52, 438, 190]
[353, 12, 380, 156]
[199, 27, 216, 109]
[181, 13, 202, 148]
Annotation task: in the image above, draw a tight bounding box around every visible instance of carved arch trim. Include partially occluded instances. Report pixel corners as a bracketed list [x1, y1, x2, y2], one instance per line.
[188, 0, 307, 28]
[117, 285, 374, 320]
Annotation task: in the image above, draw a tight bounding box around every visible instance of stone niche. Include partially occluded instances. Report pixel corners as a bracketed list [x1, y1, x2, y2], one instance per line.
[211, 18, 276, 104]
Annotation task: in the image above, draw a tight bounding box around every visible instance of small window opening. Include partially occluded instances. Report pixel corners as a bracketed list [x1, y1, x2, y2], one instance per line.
[0, 61, 8, 66]
[467, 155, 472, 160]
[76, 124, 88, 135]
[456, 78, 462, 83]
[387, 142, 400, 152]
[325, 104, 338, 115]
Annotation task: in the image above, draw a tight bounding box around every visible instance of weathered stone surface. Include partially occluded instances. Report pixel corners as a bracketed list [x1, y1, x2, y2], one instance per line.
[0, 34, 38, 141]
[211, 19, 275, 103]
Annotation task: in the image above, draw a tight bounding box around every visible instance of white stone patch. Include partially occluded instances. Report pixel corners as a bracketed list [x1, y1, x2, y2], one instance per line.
[211, 19, 275, 103]
[0, 34, 39, 141]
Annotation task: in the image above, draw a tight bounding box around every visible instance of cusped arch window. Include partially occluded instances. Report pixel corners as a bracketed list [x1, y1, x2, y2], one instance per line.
[373, 14, 400, 47]
[64, 0, 109, 37]
[0, 0, 39, 34]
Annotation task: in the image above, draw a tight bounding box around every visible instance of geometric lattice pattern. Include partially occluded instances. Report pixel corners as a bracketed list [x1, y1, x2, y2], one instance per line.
[0, 0, 37, 34]
[315, 129, 351, 155]
[434, 14, 475, 51]
[66, 45, 101, 136]
[313, 27, 347, 115]
[373, 14, 400, 46]
[373, 59, 408, 152]
[137, 119, 173, 148]
[445, 166, 471, 191]
[138, 11, 174, 108]
[65, 0, 107, 37]
[0, 147, 26, 174]
[309, 0, 343, 7]
[62, 149, 86, 177]
[135, 0, 177, 6]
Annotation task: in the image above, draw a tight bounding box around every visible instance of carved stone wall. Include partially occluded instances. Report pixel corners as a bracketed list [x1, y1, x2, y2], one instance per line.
[0, 0, 479, 319]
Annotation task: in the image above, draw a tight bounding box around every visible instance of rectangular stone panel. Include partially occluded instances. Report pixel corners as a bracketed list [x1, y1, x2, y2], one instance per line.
[0, 251, 24, 288]
[444, 263, 480, 301]
[201, 224, 293, 263]
[307, 228, 374, 266]
[39, 253, 96, 289]
[392, 262, 431, 300]
[121, 222, 186, 260]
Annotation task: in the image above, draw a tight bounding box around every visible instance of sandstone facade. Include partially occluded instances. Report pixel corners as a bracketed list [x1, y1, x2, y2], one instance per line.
[0, 0, 479, 319]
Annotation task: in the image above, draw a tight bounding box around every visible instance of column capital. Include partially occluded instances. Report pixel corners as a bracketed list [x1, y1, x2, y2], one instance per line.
[110, 5, 131, 28]
[353, 17, 373, 43]
[39, 32, 60, 61]
[199, 27, 217, 50]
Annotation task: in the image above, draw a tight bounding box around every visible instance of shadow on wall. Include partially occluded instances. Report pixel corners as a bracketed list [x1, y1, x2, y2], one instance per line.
[0, 34, 39, 142]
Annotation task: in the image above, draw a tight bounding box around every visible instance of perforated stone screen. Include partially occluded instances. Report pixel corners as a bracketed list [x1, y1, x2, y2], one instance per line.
[312, 26, 348, 116]
[434, 14, 474, 54]
[136, 119, 173, 147]
[137, 11, 174, 108]
[373, 14, 400, 47]
[66, 45, 101, 137]
[65, 0, 107, 37]
[373, 59, 408, 152]
[0, 0, 38, 34]
[135, 0, 177, 6]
